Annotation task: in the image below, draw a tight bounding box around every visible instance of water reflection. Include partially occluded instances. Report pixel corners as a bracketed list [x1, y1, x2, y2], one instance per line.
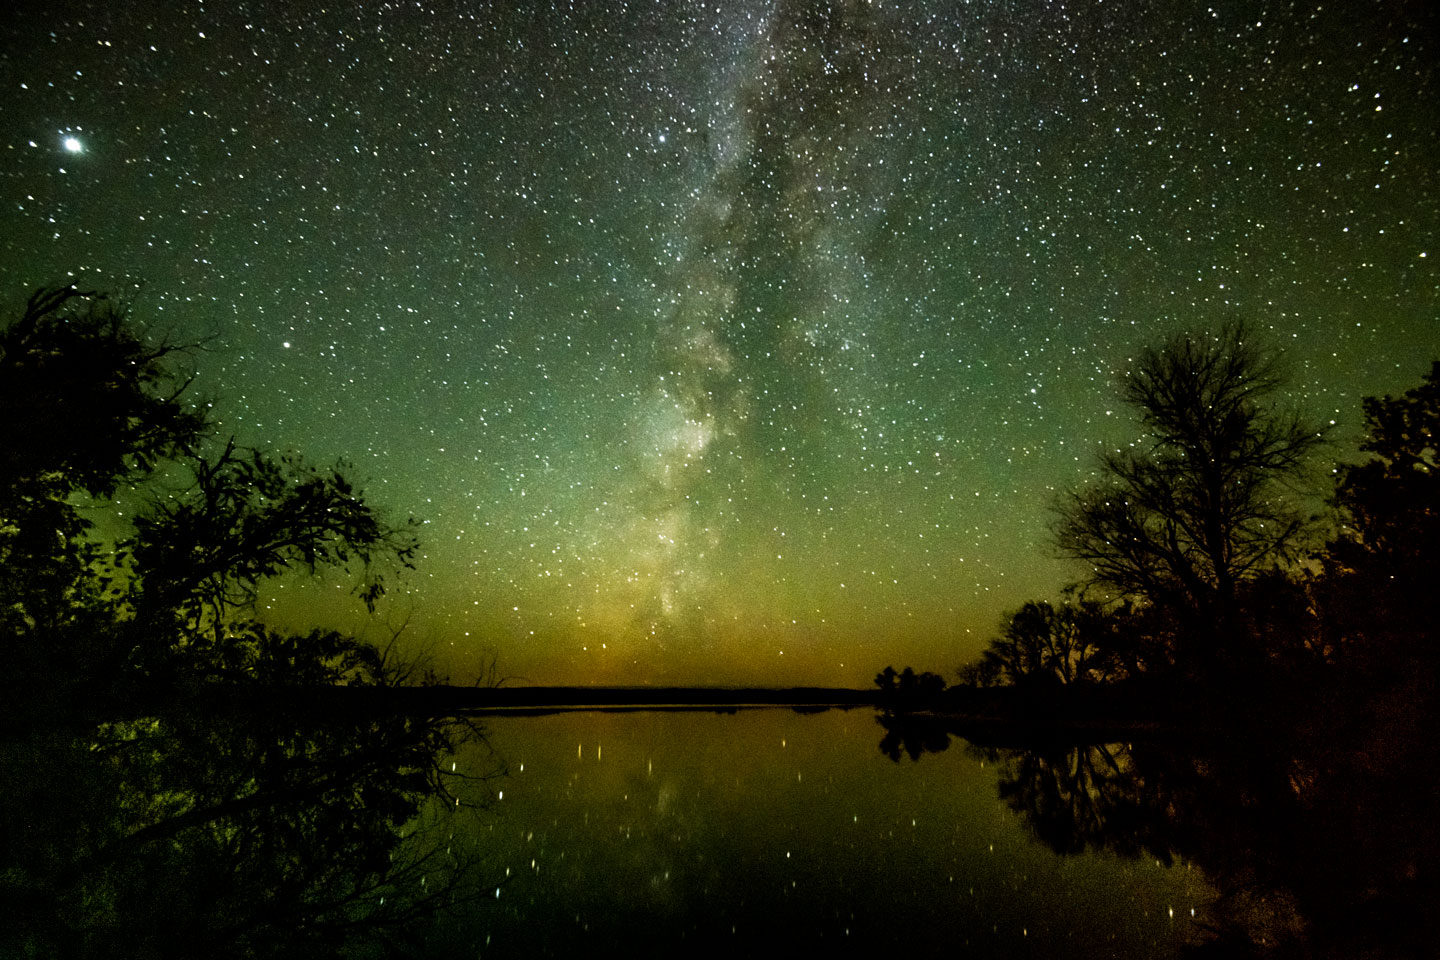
[435, 709, 1206, 957]
[1, 697, 499, 958]
[17, 700, 1429, 957]
[876, 711, 1439, 958]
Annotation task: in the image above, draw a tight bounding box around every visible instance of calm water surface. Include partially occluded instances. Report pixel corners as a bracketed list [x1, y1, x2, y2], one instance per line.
[427, 708, 1210, 957]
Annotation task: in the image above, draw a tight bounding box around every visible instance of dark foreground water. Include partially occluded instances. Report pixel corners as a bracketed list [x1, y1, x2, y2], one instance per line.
[420, 709, 1209, 957]
[9, 699, 1430, 958]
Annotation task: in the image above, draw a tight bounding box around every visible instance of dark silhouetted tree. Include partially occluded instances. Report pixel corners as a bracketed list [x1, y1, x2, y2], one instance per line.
[0, 286, 417, 707]
[964, 598, 1129, 688]
[0, 287, 207, 649]
[0, 287, 485, 957]
[956, 657, 1001, 688]
[1321, 360, 1438, 669]
[874, 665, 947, 706]
[124, 439, 418, 681]
[1055, 322, 1325, 675]
[976, 605, 1049, 687]
[0, 286, 207, 497]
[1331, 360, 1438, 575]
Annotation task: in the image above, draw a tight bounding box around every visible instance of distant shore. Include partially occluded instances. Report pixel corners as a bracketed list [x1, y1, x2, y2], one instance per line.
[314, 684, 881, 715]
[79, 681, 1241, 743]
[284, 682, 1193, 731]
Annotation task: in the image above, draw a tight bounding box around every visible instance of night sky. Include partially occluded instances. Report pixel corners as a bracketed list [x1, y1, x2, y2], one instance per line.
[2, 1, 1435, 686]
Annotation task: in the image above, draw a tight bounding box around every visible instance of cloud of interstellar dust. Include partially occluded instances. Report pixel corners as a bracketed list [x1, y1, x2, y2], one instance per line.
[585, 1, 916, 660]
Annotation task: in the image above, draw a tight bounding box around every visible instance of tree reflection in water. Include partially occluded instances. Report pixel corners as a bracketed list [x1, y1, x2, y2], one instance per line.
[3, 697, 501, 958]
[875, 711, 1439, 958]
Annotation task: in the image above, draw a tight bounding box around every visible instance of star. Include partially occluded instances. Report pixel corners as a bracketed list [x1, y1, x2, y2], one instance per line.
[0, 2, 1433, 688]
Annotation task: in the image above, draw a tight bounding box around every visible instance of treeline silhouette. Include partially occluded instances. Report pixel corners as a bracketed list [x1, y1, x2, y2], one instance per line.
[873, 323, 1439, 957]
[878, 322, 1437, 732]
[0, 286, 500, 956]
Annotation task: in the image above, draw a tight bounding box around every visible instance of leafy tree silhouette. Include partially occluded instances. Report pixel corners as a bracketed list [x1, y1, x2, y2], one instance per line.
[1322, 360, 1438, 667]
[0, 287, 206, 669]
[966, 598, 1128, 688]
[124, 439, 418, 684]
[0, 286, 206, 497]
[0, 286, 497, 956]
[874, 665, 947, 707]
[0, 286, 418, 708]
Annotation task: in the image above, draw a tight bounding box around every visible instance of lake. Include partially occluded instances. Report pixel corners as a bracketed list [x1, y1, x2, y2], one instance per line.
[417, 708, 1211, 957]
[11, 696, 1422, 958]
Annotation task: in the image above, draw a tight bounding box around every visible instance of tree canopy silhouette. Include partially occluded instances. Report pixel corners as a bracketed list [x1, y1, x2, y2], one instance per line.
[1055, 322, 1324, 673]
[874, 665, 947, 705]
[0, 286, 418, 707]
[966, 598, 1128, 688]
[0, 286, 206, 498]
[1332, 360, 1438, 572]
[0, 286, 495, 957]
[1320, 361, 1439, 670]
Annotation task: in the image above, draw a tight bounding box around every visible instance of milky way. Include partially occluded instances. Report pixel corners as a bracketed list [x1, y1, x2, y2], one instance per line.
[1, 2, 1435, 685]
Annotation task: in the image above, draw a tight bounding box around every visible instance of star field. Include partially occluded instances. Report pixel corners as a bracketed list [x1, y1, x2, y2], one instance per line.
[2, 1, 1435, 685]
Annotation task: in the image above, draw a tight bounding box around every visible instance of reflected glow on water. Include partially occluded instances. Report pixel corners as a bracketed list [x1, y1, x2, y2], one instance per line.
[432, 709, 1209, 956]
